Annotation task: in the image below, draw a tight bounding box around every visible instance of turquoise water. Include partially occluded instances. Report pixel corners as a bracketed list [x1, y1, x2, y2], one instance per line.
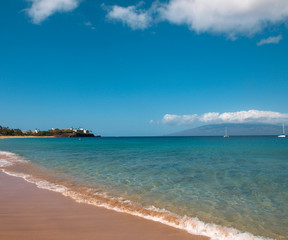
[0, 137, 287, 240]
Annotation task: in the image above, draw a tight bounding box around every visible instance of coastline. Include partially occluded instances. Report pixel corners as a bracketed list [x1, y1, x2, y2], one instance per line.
[0, 144, 279, 240]
[0, 170, 208, 240]
[0, 136, 55, 139]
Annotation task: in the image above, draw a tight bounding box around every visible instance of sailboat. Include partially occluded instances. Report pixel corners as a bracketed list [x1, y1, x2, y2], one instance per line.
[224, 127, 229, 138]
[278, 123, 286, 138]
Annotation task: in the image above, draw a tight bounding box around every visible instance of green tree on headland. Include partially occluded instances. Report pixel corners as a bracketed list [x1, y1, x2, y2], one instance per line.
[0, 126, 24, 136]
[0, 126, 96, 137]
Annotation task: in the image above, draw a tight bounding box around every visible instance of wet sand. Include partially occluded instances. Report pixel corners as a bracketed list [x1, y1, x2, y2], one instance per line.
[0, 170, 208, 240]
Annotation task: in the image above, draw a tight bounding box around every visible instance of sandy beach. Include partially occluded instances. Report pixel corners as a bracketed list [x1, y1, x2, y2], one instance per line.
[0, 170, 208, 240]
[0, 136, 55, 139]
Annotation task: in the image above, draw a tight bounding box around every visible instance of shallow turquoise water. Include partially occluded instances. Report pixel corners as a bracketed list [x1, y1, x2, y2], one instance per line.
[0, 137, 287, 239]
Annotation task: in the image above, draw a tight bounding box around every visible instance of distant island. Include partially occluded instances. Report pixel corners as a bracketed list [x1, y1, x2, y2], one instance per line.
[0, 126, 100, 138]
[167, 123, 285, 136]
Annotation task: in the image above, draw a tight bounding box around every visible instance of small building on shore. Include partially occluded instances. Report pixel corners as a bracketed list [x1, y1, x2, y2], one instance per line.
[72, 128, 91, 134]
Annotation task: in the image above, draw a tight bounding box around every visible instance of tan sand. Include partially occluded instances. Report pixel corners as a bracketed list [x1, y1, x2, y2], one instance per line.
[0, 171, 209, 240]
[0, 136, 55, 139]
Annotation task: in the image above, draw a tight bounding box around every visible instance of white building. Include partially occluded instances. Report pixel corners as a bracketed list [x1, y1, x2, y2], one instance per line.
[72, 128, 91, 134]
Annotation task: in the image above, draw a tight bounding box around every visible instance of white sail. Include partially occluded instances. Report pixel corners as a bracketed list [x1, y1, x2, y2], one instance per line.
[278, 123, 286, 138]
[224, 127, 229, 138]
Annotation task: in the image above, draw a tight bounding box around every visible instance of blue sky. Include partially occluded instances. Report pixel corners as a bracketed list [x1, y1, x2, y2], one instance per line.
[0, 0, 288, 136]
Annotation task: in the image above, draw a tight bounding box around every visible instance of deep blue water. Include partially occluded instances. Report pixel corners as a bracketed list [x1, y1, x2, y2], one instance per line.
[0, 137, 287, 239]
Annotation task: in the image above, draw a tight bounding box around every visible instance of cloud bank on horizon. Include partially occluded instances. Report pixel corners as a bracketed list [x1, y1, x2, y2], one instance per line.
[161, 110, 288, 125]
[107, 0, 288, 37]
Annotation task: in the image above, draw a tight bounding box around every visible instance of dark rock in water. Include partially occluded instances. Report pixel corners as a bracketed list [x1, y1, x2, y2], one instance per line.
[73, 133, 95, 138]
[54, 132, 95, 138]
[167, 123, 283, 136]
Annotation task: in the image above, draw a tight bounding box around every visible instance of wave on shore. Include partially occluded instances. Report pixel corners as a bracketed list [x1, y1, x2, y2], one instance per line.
[0, 150, 273, 240]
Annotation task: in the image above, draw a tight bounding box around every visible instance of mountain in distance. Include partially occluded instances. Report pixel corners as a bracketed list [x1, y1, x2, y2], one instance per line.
[167, 123, 284, 136]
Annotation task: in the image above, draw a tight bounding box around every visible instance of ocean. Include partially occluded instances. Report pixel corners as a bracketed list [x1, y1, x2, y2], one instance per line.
[0, 137, 287, 240]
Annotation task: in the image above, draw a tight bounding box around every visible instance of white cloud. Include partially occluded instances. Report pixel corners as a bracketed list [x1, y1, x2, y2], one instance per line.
[27, 0, 80, 24]
[257, 35, 283, 46]
[159, 0, 288, 36]
[107, 0, 288, 36]
[162, 114, 198, 125]
[106, 4, 152, 30]
[84, 21, 92, 26]
[162, 110, 288, 125]
[84, 21, 96, 30]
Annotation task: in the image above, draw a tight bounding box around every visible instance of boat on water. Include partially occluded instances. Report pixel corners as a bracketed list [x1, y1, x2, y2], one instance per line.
[224, 127, 229, 138]
[278, 123, 287, 138]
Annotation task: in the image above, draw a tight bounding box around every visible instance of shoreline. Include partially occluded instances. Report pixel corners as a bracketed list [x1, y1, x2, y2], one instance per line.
[0, 149, 276, 240]
[0, 136, 55, 139]
[0, 170, 208, 240]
